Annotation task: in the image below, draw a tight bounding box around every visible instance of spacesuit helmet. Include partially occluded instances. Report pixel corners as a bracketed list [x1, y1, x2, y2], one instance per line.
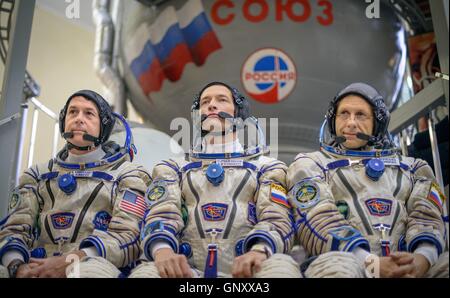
[190, 82, 266, 158]
[324, 82, 391, 148]
[59, 90, 115, 150]
[57, 90, 135, 166]
[191, 81, 250, 121]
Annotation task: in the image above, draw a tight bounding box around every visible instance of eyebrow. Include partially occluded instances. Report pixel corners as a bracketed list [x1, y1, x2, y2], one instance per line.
[338, 106, 370, 113]
[202, 94, 230, 100]
[68, 106, 97, 113]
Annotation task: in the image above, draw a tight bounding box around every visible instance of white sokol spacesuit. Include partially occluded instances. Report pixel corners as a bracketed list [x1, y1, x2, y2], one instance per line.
[130, 82, 300, 278]
[0, 90, 151, 278]
[287, 83, 448, 278]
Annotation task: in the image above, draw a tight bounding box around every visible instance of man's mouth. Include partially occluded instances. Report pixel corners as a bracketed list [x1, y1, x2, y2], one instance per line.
[71, 130, 86, 134]
[343, 133, 357, 139]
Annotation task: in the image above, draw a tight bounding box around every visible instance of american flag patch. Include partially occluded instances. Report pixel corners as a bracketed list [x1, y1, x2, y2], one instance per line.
[270, 183, 290, 208]
[427, 182, 445, 210]
[120, 190, 147, 218]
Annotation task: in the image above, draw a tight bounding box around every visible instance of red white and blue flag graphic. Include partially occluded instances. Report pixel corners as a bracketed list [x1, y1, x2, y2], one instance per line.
[120, 190, 147, 218]
[126, 0, 222, 95]
[427, 182, 444, 210]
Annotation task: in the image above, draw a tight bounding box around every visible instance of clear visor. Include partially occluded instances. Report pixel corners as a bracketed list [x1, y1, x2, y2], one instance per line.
[319, 119, 333, 146]
[106, 113, 134, 155]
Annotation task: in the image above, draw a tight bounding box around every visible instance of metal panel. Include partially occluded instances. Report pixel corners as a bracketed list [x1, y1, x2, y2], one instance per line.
[388, 79, 445, 134]
[430, 0, 449, 113]
[0, 0, 35, 217]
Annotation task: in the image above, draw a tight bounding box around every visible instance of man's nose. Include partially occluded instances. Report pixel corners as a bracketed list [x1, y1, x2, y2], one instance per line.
[74, 113, 85, 123]
[346, 116, 358, 127]
[208, 100, 218, 111]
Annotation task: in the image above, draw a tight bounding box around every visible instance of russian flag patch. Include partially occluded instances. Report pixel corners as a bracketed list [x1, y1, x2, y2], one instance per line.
[270, 183, 290, 208]
[427, 182, 445, 210]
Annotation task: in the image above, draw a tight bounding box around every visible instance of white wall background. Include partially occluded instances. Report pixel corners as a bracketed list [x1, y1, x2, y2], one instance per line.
[1, 1, 142, 173]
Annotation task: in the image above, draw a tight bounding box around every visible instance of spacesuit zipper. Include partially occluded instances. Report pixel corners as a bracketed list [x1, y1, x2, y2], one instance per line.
[70, 182, 104, 243]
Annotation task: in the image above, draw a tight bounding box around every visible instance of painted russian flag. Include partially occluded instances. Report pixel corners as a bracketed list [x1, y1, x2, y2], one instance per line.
[126, 0, 222, 95]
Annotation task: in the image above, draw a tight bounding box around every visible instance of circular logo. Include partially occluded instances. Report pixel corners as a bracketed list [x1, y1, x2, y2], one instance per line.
[296, 184, 317, 204]
[8, 191, 20, 211]
[241, 48, 297, 104]
[147, 185, 166, 205]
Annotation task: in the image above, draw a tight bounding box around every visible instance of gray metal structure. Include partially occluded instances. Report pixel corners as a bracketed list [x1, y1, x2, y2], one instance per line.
[389, 0, 449, 250]
[0, 0, 35, 217]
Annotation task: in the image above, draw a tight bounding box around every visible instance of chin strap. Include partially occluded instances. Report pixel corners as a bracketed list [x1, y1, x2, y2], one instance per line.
[200, 112, 242, 137]
[63, 132, 99, 151]
[334, 132, 378, 146]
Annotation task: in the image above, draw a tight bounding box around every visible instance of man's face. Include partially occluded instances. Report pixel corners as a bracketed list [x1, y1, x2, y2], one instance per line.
[199, 84, 235, 132]
[335, 95, 374, 149]
[64, 96, 101, 147]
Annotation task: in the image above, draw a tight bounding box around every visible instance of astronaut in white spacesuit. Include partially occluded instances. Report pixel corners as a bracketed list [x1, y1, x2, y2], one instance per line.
[0, 90, 151, 278]
[287, 82, 448, 278]
[129, 82, 300, 278]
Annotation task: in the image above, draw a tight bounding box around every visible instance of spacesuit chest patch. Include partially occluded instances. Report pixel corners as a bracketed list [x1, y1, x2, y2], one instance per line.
[292, 180, 320, 209]
[270, 183, 290, 208]
[51, 212, 75, 229]
[93, 211, 112, 231]
[201, 203, 228, 221]
[248, 202, 257, 225]
[364, 198, 392, 216]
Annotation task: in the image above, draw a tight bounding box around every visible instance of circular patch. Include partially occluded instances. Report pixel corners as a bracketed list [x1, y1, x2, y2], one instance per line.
[145, 180, 168, 206]
[93, 211, 112, 231]
[8, 189, 20, 211]
[291, 180, 320, 209]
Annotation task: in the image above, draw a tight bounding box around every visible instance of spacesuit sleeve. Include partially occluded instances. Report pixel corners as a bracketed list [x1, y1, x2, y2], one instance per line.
[242, 159, 294, 255]
[79, 164, 152, 268]
[140, 159, 185, 261]
[0, 166, 41, 264]
[286, 153, 369, 257]
[405, 159, 446, 256]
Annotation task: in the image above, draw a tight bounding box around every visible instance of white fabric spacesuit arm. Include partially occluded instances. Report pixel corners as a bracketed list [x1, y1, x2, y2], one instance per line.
[414, 243, 438, 266]
[352, 244, 438, 267]
[140, 160, 185, 261]
[150, 241, 173, 259]
[352, 247, 372, 265]
[243, 159, 294, 255]
[249, 241, 274, 257]
[405, 159, 446, 257]
[0, 165, 41, 264]
[287, 153, 369, 256]
[81, 247, 99, 258]
[1, 251, 24, 267]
